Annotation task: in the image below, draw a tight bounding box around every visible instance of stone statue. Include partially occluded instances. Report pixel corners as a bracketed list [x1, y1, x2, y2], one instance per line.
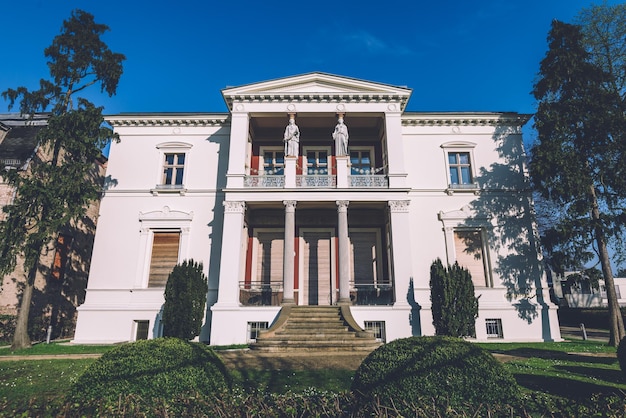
[283, 118, 300, 157]
[332, 117, 349, 156]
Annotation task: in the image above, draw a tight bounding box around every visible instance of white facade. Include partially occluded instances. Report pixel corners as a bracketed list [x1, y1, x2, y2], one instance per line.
[73, 73, 561, 345]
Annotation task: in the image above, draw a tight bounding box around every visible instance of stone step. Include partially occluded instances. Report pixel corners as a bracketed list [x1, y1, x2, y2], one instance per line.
[252, 340, 380, 352]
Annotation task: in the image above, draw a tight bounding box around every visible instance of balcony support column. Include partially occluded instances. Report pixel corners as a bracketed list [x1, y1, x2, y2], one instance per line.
[285, 156, 297, 188]
[336, 156, 349, 188]
[282, 200, 297, 305]
[337, 200, 351, 304]
[388, 200, 413, 307]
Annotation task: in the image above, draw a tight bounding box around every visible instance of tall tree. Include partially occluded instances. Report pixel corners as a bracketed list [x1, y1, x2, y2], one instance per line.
[429, 258, 479, 338]
[162, 260, 208, 340]
[530, 20, 626, 346]
[1, 9, 124, 349]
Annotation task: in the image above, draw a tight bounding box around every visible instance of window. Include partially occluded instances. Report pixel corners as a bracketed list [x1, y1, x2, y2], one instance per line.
[135, 320, 149, 340]
[247, 321, 268, 342]
[448, 152, 473, 186]
[454, 229, 491, 287]
[148, 231, 180, 287]
[364, 321, 386, 342]
[262, 149, 285, 175]
[306, 149, 329, 175]
[51, 234, 73, 281]
[162, 153, 185, 187]
[350, 150, 373, 175]
[485, 319, 504, 338]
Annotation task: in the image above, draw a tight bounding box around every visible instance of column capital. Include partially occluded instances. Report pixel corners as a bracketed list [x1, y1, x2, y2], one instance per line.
[336, 200, 349, 212]
[223, 201, 245, 214]
[388, 200, 410, 213]
[283, 200, 297, 212]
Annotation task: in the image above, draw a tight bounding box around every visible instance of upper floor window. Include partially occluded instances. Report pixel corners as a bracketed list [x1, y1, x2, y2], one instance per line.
[262, 149, 285, 175]
[448, 152, 472, 186]
[350, 149, 373, 175]
[163, 153, 185, 186]
[305, 148, 329, 175]
[441, 142, 477, 192]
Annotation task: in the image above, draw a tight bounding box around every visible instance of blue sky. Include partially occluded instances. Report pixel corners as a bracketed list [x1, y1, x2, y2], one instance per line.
[2, 1, 621, 127]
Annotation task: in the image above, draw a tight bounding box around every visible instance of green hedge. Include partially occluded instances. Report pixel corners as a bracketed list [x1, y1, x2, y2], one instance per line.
[351, 336, 520, 414]
[67, 338, 231, 406]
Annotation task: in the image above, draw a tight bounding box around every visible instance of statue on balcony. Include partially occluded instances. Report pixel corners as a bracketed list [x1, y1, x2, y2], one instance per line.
[332, 117, 349, 156]
[283, 118, 300, 157]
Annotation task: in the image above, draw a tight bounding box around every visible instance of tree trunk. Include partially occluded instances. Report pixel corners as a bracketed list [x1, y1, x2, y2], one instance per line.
[10, 262, 38, 350]
[590, 185, 626, 346]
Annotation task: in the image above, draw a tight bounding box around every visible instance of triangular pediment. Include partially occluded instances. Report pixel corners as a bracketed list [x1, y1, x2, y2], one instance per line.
[222, 72, 412, 109]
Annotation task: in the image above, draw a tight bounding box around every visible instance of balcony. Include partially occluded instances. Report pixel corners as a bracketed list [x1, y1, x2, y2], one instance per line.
[239, 281, 284, 306]
[350, 282, 394, 305]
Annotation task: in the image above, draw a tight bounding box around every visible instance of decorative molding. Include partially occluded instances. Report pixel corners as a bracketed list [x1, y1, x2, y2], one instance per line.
[138, 206, 193, 222]
[283, 200, 297, 212]
[388, 200, 410, 213]
[402, 113, 531, 129]
[336, 200, 349, 212]
[106, 115, 229, 127]
[223, 201, 245, 214]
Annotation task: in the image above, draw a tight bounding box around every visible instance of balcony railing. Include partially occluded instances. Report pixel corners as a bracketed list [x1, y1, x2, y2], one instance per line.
[244, 175, 285, 188]
[296, 175, 337, 188]
[239, 281, 283, 306]
[349, 175, 389, 188]
[350, 282, 394, 305]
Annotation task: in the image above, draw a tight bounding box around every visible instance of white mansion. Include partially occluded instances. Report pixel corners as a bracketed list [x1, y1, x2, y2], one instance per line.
[72, 73, 561, 345]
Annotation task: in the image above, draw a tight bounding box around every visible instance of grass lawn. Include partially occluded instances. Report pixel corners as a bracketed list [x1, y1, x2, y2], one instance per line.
[0, 339, 624, 414]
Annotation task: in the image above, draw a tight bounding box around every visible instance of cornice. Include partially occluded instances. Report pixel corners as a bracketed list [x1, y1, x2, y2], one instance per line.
[105, 114, 229, 127]
[225, 93, 409, 109]
[402, 113, 531, 127]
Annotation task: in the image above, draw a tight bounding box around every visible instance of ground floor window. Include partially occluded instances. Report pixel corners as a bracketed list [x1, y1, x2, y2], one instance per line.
[135, 320, 149, 340]
[247, 321, 269, 342]
[148, 231, 181, 287]
[485, 318, 503, 339]
[364, 321, 386, 342]
[454, 229, 491, 287]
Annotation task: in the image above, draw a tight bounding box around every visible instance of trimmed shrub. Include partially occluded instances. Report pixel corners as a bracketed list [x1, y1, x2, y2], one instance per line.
[430, 258, 479, 337]
[67, 338, 231, 406]
[618, 336, 626, 377]
[163, 259, 208, 340]
[351, 336, 520, 413]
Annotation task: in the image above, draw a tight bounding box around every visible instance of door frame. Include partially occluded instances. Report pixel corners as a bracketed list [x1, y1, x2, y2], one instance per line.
[298, 228, 337, 305]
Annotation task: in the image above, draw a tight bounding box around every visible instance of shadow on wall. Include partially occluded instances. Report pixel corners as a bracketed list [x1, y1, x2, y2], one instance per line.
[200, 125, 231, 343]
[407, 278, 422, 336]
[460, 125, 555, 340]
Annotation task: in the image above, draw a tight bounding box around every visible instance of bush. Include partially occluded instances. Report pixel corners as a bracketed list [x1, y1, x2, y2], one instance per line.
[430, 259, 479, 337]
[351, 336, 520, 413]
[163, 259, 208, 340]
[618, 336, 626, 377]
[67, 338, 231, 406]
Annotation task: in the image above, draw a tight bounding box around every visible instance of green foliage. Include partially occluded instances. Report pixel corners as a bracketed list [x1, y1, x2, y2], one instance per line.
[617, 337, 626, 377]
[162, 260, 208, 340]
[66, 338, 231, 406]
[0, 9, 125, 349]
[351, 336, 520, 414]
[429, 258, 479, 337]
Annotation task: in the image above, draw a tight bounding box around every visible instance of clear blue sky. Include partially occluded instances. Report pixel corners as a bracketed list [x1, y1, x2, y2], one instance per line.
[2, 1, 622, 121]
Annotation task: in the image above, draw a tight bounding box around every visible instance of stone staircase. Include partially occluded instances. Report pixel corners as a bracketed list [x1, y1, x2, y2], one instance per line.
[251, 305, 381, 352]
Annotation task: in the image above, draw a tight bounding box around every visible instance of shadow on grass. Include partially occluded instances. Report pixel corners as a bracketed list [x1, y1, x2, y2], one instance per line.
[555, 365, 625, 386]
[514, 373, 624, 400]
[494, 347, 617, 365]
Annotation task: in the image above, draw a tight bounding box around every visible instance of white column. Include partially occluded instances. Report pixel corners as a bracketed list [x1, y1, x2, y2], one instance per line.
[384, 112, 407, 188]
[213, 201, 246, 307]
[337, 200, 351, 304]
[226, 112, 250, 188]
[282, 200, 296, 305]
[388, 200, 413, 307]
[285, 157, 297, 188]
[336, 156, 349, 188]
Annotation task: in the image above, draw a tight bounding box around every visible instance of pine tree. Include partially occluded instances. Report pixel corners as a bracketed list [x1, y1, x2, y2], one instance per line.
[430, 258, 479, 337]
[162, 260, 208, 340]
[531, 20, 626, 346]
[1, 10, 125, 349]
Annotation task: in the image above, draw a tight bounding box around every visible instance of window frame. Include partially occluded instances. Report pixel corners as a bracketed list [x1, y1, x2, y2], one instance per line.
[441, 142, 478, 193]
[303, 146, 331, 175]
[154, 142, 192, 194]
[453, 228, 492, 288]
[364, 320, 386, 343]
[485, 318, 504, 339]
[349, 146, 376, 175]
[247, 321, 269, 343]
[259, 146, 285, 176]
[147, 229, 181, 288]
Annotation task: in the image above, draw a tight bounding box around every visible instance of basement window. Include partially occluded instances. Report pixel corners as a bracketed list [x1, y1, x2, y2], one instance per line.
[134, 320, 149, 341]
[364, 321, 386, 343]
[247, 321, 268, 343]
[485, 319, 504, 339]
